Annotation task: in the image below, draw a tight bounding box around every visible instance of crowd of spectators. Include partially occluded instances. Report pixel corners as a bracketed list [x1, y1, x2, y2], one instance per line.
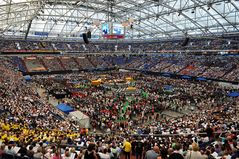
[0, 36, 239, 53]
[0, 58, 74, 131]
[23, 55, 116, 72]
[13, 68, 239, 159]
[115, 54, 238, 82]
[42, 57, 66, 71]
[23, 57, 47, 72]
[59, 57, 79, 71]
[21, 54, 239, 82]
[0, 54, 238, 159]
[33, 71, 238, 134]
[74, 57, 95, 70]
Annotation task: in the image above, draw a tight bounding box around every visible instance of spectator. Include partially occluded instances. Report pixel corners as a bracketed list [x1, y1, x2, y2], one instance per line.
[27, 145, 34, 158]
[84, 143, 98, 159]
[168, 143, 184, 159]
[145, 146, 160, 159]
[123, 138, 132, 159]
[135, 138, 144, 159]
[185, 142, 204, 159]
[0, 145, 5, 158]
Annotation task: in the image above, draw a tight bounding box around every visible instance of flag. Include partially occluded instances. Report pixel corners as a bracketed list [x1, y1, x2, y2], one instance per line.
[141, 90, 149, 98]
[122, 101, 129, 114]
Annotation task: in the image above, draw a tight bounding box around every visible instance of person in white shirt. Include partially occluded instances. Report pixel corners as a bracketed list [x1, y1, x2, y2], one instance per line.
[5, 145, 16, 156]
[98, 148, 111, 159]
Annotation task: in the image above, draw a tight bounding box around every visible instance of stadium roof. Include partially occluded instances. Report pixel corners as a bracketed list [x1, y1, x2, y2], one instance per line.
[0, 0, 239, 40]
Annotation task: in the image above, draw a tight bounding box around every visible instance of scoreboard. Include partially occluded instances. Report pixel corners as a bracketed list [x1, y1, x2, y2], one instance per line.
[102, 22, 125, 39]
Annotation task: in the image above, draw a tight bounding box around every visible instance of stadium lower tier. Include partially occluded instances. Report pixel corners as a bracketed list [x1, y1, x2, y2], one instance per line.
[0, 56, 238, 159]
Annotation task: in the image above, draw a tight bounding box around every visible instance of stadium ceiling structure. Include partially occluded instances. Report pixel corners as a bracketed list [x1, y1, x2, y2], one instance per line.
[0, 0, 239, 40]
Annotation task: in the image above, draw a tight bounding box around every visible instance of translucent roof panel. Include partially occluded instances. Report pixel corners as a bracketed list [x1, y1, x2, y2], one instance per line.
[0, 0, 238, 40]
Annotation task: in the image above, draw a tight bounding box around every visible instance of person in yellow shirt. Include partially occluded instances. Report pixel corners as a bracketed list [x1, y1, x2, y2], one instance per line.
[123, 138, 132, 159]
[1, 123, 10, 131]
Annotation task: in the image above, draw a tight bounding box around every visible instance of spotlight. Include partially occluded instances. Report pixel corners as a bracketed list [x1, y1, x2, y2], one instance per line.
[156, 14, 159, 21]
[207, 3, 212, 10]
[178, 10, 182, 16]
[130, 24, 133, 29]
[191, 7, 196, 13]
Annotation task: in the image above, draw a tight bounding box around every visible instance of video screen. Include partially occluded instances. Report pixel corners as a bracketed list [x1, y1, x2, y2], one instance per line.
[112, 23, 125, 35]
[102, 23, 109, 35]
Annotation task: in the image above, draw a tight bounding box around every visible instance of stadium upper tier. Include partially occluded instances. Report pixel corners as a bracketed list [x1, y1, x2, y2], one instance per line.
[0, 36, 239, 53]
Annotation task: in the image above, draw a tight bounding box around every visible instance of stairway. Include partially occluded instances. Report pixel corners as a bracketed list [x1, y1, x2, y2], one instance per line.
[73, 57, 81, 69]
[86, 57, 96, 68]
[178, 65, 189, 74]
[58, 57, 66, 70]
[221, 65, 237, 79]
[39, 58, 48, 71]
[20, 57, 29, 73]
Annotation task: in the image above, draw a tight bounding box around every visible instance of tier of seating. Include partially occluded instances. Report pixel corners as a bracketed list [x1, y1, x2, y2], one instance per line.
[0, 56, 238, 159]
[42, 57, 65, 71]
[21, 54, 239, 82]
[0, 36, 239, 53]
[60, 57, 79, 70]
[24, 57, 47, 72]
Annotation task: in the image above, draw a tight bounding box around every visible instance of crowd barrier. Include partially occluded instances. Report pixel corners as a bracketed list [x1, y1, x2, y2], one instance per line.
[125, 68, 239, 85]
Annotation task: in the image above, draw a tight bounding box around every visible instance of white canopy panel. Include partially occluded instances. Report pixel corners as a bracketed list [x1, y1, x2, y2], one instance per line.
[0, 0, 239, 40]
[69, 111, 90, 128]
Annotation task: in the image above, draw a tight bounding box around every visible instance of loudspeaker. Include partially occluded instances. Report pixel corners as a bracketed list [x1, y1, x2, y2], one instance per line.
[82, 33, 89, 44]
[182, 37, 190, 46]
[87, 31, 91, 39]
[130, 24, 133, 29]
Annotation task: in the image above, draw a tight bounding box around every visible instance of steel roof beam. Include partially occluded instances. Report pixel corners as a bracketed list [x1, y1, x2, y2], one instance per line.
[192, 0, 227, 32]
[110, 1, 173, 37]
[113, 0, 230, 37]
[0, 1, 39, 7]
[195, 0, 239, 31]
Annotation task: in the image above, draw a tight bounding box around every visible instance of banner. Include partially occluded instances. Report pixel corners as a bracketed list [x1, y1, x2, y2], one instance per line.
[35, 31, 49, 36]
[141, 90, 149, 98]
[122, 101, 129, 114]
